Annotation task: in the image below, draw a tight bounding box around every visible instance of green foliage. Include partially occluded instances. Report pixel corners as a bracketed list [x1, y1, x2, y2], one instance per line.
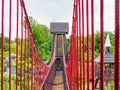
[94, 31, 114, 58]
[0, 37, 9, 51]
[67, 36, 71, 53]
[0, 73, 24, 90]
[95, 31, 100, 55]
[105, 82, 114, 90]
[29, 16, 52, 61]
[65, 31, 114, 59]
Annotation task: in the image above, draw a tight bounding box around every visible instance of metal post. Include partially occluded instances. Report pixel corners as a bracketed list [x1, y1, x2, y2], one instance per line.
[91, 0, 95, 89]
[86, 0, 90, 89]
[1, 0, 4, 90]
[114, 0, 120, 90]
[100, 0, 104, 90]
[16, 0, 19, 90]
[9, 0, 12, 90]
[81, 0, 85, 89]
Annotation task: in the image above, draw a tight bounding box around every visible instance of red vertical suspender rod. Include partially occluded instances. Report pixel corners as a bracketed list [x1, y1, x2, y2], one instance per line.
[16, 0, 19, 90]
[28, 27, 30, 89]
[91, 0, 95, 89]
[86, 0, 90, 89]
[78, 0, 82, 90]
[114, 0, 120, 90]
[100, 0, 104, 90]
[24, 18, 27, 90]
[76, 1, 79, 89]
[72, 3, 76, 89]
[81, 0, 85, 90]
[20, 3, 23, 90]
[31, 37, 34, 89]
[9, 0, 12, 90]
[75, 0, 78, 89]
[71, 1, 75, 89]
[1, 0, 4, 90]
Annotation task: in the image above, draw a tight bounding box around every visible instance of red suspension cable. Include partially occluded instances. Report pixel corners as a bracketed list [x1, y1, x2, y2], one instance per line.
[9, 0, 12, 90]
[81, 0, 85, 89]
[16, 0, 19, 90]
[86, 0, 90, 89]
[76, 1, 79, 89]
[0, 0, 52, 90]
[24, 18, 27, 90]
[100, 0, 104, 90]
[91, 0, 95, 89]
[1, 0, 4, 90]
[20, 4, 23, 90]
[114, 0, 120, 90]
[78, 0, 82, 90]
[74, 1, 79, 89]
[32, 37, 35, 89]
[28, 28, 30, 89]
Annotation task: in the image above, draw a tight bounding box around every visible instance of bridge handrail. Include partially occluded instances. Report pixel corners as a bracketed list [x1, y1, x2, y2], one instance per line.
[61, 34, 70, 90]
[47, 35, 57, 67]
[20, 0, 55, 68]
[40, 35, 57, 89]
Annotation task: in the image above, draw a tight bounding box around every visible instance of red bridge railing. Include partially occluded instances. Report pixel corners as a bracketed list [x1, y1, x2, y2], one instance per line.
[66, 0, 119, 90]
[1, 0, 120, 90]
[0, 0, 51, 90]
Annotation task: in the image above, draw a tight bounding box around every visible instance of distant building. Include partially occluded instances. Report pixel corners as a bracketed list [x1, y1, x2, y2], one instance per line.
[95, 34, 114, 88]
[50, 22, 69, 34]
[49, 22, 69, 70]
[95, 34, 114, 65]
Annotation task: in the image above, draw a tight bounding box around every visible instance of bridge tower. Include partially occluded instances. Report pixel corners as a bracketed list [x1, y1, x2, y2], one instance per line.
[50, 22, 69, 70]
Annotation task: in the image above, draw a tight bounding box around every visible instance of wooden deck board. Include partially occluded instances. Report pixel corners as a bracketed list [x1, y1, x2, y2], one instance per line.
[53, 72, 64, 90]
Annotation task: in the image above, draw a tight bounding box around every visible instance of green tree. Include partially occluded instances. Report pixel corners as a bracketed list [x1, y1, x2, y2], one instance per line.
[66, 31, 114, 58]
[94, 31, 114, 58]
[29, 17, 52, 61]
[0, 36, 9, 51]
[67, 36, 71, 53]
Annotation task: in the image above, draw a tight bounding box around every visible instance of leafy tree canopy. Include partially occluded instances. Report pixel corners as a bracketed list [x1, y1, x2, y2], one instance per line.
[29, 16, 52, 61]
[95, 31, 114, 57]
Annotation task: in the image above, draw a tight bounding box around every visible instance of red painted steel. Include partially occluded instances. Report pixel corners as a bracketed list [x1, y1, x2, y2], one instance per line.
[73, 1, 79, 89]
[0, 0, 57, 90]
[78, 0, 82, 90]
[16, 0, 19, 90]
[61, 34, 69, 90]
[114, 0, 120, 90]
[100, 0, 104, 90]
[9, 0, 12, 90]
[1, 0, 4, 90]
[1, 0, 120, 90]
[76, 1, 79, 89]
[86, 0, 90, 89]
[28, 26, 30, 90]
[32, 38, 34, 90]
[91, 0, 95, 89]
[41, 35, 57, 90]
[66, 0, 80, 89]
[66, 0, 76, 89]
[24, 19, 27, 90]
[81, 0, 85, 90]
[20, 4, 23, 90]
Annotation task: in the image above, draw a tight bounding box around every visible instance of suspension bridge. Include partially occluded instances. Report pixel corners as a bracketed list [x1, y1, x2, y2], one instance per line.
[0, 0, 120, 90]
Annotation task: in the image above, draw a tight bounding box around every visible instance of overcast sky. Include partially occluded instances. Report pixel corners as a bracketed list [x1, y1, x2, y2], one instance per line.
[24, 0, 114, 32]
[0, 0, 114, 39]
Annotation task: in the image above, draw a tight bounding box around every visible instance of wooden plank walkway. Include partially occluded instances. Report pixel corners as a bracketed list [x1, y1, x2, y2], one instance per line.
[53, 71, 64, 90]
